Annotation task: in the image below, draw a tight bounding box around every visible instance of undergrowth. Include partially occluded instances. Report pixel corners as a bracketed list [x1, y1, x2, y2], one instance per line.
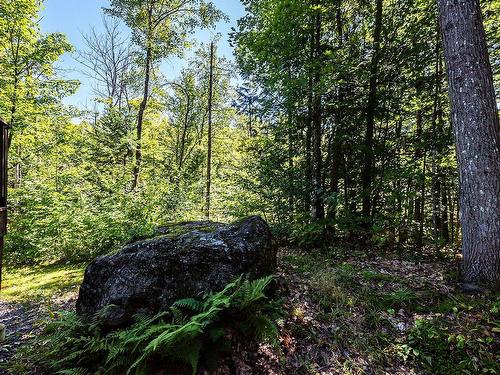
[283, 249, 499, 374]
[392, 303, 500, 374]
[8, 275, 280, 375]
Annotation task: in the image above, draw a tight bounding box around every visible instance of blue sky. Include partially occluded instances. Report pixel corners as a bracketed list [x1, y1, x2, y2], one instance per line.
[39, 0, 245, 108]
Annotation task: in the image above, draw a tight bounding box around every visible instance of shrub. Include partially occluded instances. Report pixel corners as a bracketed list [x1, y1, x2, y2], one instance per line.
[9, 276, 280, 375]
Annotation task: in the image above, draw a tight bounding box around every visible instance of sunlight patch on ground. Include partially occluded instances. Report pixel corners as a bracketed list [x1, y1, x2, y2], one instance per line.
[0, 264, 84, 303]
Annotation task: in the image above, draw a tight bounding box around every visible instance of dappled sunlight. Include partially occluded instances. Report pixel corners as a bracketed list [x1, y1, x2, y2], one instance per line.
[0, 265, 83, 303]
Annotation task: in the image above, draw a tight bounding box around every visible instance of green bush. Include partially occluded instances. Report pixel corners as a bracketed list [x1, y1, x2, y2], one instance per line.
[288, 220, 329, 248]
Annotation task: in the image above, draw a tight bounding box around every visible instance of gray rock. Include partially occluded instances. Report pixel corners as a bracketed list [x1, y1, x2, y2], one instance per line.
[76, 216, 276, 327]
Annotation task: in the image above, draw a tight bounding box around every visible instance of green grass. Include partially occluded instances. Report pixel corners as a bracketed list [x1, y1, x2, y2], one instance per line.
[0, 264, 84, 303]
[361, 269, 401, 282]
[282, 254, 317, 274]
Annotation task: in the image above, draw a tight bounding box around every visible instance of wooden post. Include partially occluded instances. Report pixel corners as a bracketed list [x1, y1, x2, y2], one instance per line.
[0, 117, 8, 291]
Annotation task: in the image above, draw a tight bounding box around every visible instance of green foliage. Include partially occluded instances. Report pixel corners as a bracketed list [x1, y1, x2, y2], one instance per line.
[288, 221, 328, 248]
[12, 276, 279, 374]
[1, 20, 252, 266]
[229, 0, 497, 249]
[105, 0, 225, 61]
[0, 0, 77, 132]
[395, 317, 500, 374]
[285, 251, 500, 374]
[7, 176, 157, 264]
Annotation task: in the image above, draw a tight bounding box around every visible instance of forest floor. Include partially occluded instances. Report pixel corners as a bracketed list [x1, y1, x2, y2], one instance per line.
[217, 247, 499, 374]
[0, 265, 82, 372]
[1, 249, 499, 374]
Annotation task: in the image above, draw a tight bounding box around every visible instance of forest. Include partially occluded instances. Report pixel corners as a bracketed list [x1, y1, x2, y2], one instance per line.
[0, 0, 498, 374]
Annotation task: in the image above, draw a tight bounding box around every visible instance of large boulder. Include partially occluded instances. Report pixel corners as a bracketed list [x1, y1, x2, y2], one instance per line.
[76, 216, 276, 327]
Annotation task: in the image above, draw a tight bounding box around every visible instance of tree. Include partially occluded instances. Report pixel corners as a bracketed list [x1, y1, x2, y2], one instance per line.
[438, 0, 500, 287]
[106, 0, 225, 189]
[205, 41, 214, 219]
[361, 0, 383, 227]
[78, 16, 134, 110]
[0, 0, 76, 187]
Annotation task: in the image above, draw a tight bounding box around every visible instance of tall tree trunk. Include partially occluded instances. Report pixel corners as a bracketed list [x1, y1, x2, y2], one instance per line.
[205, 42, 215, 220]
[437, 56, 450, 245]
[9, 71, 19, 186]
[304, 82, 313, 215]
[336, 0, 343, 45]
[311, 12, 324, 220]
[441, 178, 450, 243]
[304, 17, 315, 216]
[450, 191, 455, 244]
[0, 119, 8, 290]
[7, 36, 20, 150]
[361, 0, 383, 225]
[431, 27, 442, 245]
[395, 118, 406, 245]
[419, 153, 426, 249]
[414, 109, 424, 249]
[326, 0, 345, 233]
[439, 0, 500, 286]
[132, 43, 152, 190]
[327, 133, 341, 232]
[286, 66, 295, 220]
[177, 86, 192, 171]
[288, 123, 294, 220]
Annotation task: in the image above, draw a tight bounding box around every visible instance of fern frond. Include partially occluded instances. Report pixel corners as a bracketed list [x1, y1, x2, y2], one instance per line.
[24, 275, 278, 375]
[56, 368, 91, 375]
[170, 306, 187, 325]
[233, 275, 274, 309]
[172, 298, 204, 313]
[248, 314, 279, 343]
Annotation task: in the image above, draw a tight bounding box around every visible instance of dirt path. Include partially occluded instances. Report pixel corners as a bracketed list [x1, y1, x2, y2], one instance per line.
[0, 293, 77, 374]
[0, 301, 40, 374]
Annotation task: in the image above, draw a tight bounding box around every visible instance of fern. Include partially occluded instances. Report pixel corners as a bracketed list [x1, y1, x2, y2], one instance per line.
[172, 298, 204, 313]
[233, 275, 274, 309]
[170, 305, 187, 325]
[247, 314, 279, 344]
[57, 368, 92, 375]
[16, 275, 280, 375]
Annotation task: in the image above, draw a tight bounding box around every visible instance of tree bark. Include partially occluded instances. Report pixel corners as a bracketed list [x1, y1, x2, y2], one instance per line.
[205, 41, 215, 220]
[311, 12, 324, 220]
[441, 178, 450, 243]
[431, 27, 442, 245]
[132, 31, 152, 190]
[414, 109, 424, 249]
[326, 0, 345, 233]
[304, 17, 315, 216]
[439, 0, 500, 286]
[361, 0, 383, 225]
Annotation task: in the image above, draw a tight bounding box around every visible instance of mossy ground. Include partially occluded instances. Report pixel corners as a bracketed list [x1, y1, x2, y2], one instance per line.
[0, 264, 83, 304]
